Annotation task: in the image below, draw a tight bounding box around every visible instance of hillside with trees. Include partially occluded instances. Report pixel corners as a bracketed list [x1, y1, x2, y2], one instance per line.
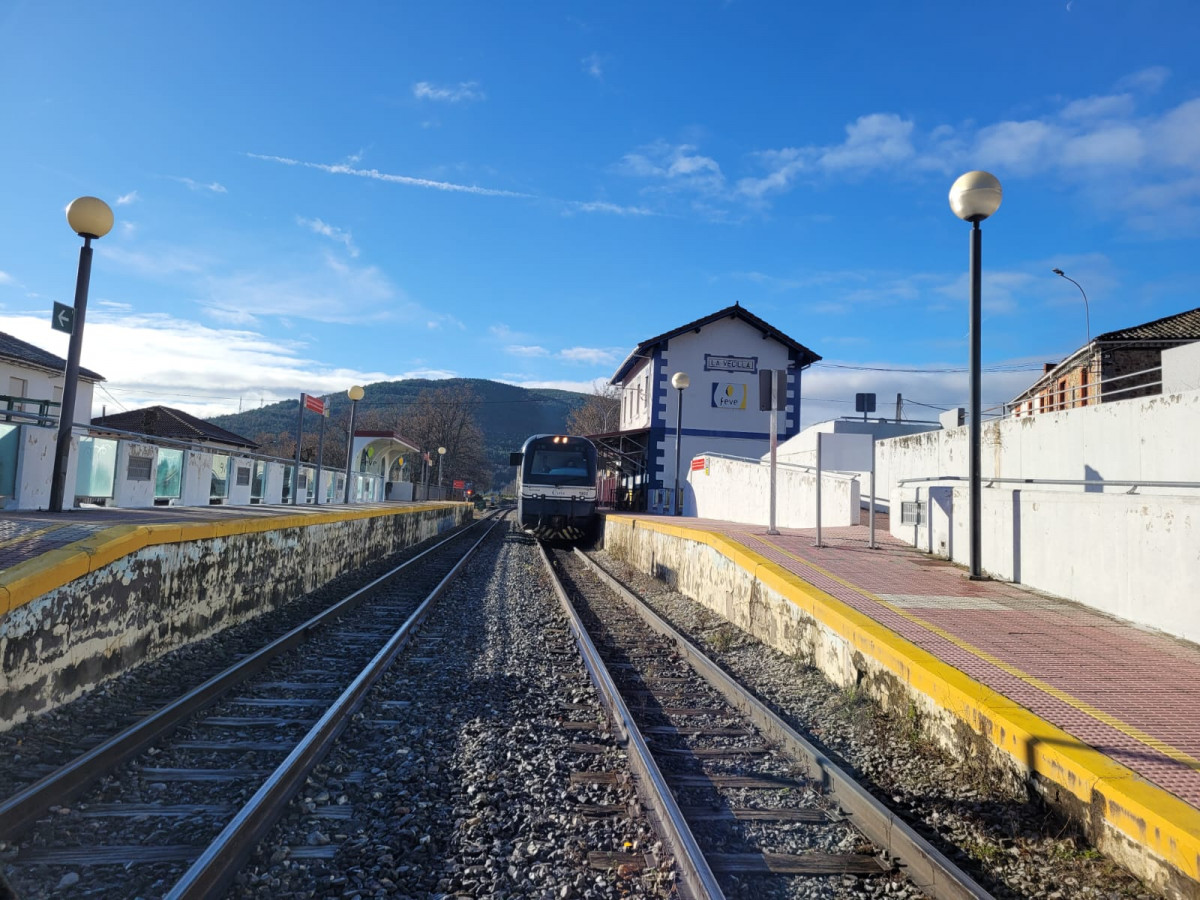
[207, 378, 591, 492]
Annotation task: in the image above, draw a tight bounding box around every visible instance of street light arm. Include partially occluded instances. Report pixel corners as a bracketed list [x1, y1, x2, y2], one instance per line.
[1052, 268, 1091, 344]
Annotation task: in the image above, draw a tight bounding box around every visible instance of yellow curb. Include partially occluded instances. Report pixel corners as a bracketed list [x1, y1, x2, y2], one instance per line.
[71, 525, 155, 572]
[0, 547, 92, 610]
[606, 515, 1200, 880]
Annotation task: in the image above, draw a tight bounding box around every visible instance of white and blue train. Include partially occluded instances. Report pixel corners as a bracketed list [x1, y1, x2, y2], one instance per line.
[509, 434, 599, 542]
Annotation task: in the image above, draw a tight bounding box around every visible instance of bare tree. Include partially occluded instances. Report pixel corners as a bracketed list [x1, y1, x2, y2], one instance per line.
[397, 384, 491, 490]
[567, 382, 621, 436]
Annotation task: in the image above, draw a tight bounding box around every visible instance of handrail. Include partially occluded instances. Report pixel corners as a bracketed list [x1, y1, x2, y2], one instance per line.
[697, 450, 860, 481]
[897, 475, 1200, 493]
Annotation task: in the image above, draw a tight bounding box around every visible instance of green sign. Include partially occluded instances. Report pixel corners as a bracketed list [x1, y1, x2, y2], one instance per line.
[51, 302, 74, 334]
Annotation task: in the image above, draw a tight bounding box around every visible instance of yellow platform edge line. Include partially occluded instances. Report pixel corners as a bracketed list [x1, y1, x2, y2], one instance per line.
[606, 515, 1200, 880]
[0, 503, 461, 617]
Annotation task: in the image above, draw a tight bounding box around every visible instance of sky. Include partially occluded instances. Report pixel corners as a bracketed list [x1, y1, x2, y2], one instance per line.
[2, 1, 1199, 429]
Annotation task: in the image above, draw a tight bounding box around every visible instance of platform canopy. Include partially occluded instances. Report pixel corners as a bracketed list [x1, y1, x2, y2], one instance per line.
[350, 430, 422, 483]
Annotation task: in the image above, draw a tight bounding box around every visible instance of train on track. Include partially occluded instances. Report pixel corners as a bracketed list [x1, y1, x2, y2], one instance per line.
[509, 434, 599, 543]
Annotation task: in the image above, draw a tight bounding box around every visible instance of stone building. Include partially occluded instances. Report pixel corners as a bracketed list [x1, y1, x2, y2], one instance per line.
[1009, 306, 1200, 416]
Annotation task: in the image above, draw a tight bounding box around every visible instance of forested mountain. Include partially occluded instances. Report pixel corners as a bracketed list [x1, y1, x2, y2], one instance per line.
[207, 378, 590, 490]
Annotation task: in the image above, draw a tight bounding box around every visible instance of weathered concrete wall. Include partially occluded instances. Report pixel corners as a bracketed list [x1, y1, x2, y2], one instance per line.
[0, 504, 470, 730]
[603, 515, 1200, 899]
[884, 388, 1200, 644]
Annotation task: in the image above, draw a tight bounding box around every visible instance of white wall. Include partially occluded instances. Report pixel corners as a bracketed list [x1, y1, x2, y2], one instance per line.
[0, 360, 96, 425]
[228, 457, 253, 505]
[886, 388, 1200, 643]
[1162, 341, 1200, 393]
[688, 453, 860, 527]
[12, 425, 68, 510]
[181, 450, 214, 506]
[113, 441, 157, 508]
[778, 418, 942, 509]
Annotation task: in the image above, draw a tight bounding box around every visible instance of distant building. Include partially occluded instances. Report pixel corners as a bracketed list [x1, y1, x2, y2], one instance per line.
[596, 303, 820, 513]
[1009, 307, 1200, 417]
[91, 405, 258, 452]
[0, 331, 104, 425]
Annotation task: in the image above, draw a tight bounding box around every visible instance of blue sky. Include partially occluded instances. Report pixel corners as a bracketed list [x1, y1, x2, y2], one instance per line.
[2, 1, 1199, 427]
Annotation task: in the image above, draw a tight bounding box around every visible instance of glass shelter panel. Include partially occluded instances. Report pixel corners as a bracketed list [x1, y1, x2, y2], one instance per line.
[156, 448, 184, 500]
[75, 437, 117, 500]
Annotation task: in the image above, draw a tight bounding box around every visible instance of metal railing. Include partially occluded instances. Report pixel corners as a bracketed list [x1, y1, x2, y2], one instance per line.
[1, 394, 61, 427]
[1004, 364, 1163, 418]
[897, 475, 1200, 494]
[698, 450, 861, 481]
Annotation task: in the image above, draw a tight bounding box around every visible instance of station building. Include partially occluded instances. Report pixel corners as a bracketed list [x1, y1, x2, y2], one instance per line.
[594, 303, 820, 514]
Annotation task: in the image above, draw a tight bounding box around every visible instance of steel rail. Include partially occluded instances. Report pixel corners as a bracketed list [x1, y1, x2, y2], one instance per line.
[575, 549, 996, 900]
[538, 544, 725, 900]
[0, 513, 497, 843]
[164, 515, 502, 899]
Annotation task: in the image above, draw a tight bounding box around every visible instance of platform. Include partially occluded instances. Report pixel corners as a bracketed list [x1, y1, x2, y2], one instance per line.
[0, 502, 457, 615]
[604, 512, 1200, 895]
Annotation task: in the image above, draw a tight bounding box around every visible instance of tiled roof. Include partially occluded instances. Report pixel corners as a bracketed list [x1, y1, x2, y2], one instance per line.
[1095, 307, 1200, 342]
[611, 303, 821, 383]
[0, 331, 104, 381]
[91, 406, 258, 449]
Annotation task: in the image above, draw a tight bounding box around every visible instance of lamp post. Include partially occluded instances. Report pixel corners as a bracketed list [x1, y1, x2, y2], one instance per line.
[343, 385, 364, 503]
[50, 197, 114, 513]
[1052, 268, 1090, 345]
[949, 171, 1002, 580]
[670, 371, 690, 515]
[437, 446, 446, 498]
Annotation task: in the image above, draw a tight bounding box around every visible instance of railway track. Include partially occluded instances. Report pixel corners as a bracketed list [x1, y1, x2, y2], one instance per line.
[542, 545, 995, 900]
[0, 515, 500, 899]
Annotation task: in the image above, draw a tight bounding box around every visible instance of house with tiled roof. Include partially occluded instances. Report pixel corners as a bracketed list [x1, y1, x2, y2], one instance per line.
[0, 330, 104, 425]
[1009, 307, 1200, 417]
[91, 405, 258, 451]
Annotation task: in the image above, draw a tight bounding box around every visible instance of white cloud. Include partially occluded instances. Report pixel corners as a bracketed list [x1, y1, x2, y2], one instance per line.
[559, 346, 619, 365]
[1061, 125, 1145, 168]
[0, 312, 408, 419]
[506, 345, 550, 357]
[1060, 93, 1135, 121]
[413, 81, 485, 103]
[619, 141, 726, 195]
[298, 216, 359, 257]
[1117, 66, 1169, 94]
[115, 191, 139, 206]
[582, 53, 604, 79]
[171, 176, 227, 194]
[818, 113, 915, 172]
[0, 270, 13, 286]
[249, 153, 530, 199]
[973, 119, 1061, 173]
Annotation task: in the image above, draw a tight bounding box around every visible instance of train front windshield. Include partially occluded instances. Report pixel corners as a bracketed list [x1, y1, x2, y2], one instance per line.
[526, 447, 594, 487]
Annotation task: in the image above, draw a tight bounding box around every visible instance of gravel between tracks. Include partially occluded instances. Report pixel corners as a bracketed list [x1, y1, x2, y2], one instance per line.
[589, 550, 1158, 900]
[231, 528, 672, 899]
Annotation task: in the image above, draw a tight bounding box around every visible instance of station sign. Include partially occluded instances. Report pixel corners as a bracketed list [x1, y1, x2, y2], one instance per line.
[303, 393, 325, 414]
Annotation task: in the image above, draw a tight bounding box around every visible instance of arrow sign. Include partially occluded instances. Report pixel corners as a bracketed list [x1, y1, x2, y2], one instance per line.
[51, 302, 75, 335]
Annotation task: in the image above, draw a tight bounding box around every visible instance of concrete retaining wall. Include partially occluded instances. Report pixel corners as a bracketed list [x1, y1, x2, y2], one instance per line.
[603, 515, 1200, 898]
[687, 454, 860, 528]
[0, 504, 470, 730]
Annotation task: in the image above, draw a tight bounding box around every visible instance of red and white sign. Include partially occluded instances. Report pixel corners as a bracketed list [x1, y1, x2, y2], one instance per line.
[303, 393, 325, 414]
[453, 479, 465, 489]
[690, 457, 707, 471]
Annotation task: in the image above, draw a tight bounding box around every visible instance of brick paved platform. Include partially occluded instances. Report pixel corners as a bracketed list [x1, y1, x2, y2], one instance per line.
[607, 512, 1200, 891]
